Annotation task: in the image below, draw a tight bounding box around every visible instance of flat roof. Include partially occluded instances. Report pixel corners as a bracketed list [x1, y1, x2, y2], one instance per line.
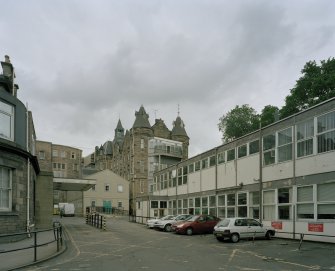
[53, 178, 96, 191]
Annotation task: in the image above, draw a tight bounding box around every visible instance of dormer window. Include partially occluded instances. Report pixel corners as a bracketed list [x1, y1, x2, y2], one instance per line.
[0, 100, 14, 141]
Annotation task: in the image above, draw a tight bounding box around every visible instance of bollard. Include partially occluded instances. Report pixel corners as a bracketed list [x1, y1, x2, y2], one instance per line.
[86, 213, 88, 224]
[103, 216, 106, 231]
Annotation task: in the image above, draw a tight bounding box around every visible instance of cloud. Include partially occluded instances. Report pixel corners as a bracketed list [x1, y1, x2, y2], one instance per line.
[1, 0, 335, 156]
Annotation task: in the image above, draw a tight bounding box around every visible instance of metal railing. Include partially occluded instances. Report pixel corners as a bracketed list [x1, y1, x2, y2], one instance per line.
[86, 213, 106, 230]
[128, 215, 157, 224]
[275, 231, 335, 250]
[0, 221, 63, 262]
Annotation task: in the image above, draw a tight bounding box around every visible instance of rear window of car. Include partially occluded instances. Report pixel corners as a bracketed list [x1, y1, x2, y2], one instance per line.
[217, 219, 230, 227]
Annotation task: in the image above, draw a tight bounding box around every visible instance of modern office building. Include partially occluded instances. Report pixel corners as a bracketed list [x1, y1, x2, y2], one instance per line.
[86, 105, 189, 215]
[137, 98, 335, 243]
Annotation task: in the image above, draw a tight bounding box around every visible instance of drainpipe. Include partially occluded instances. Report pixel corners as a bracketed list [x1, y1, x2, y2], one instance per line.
[259, 121, 263, 223]
[26, 104, 31, 233]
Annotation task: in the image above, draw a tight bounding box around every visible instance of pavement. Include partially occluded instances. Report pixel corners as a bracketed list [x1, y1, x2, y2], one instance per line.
[0, 218, 66, 271]
[1, 216, 335, 271]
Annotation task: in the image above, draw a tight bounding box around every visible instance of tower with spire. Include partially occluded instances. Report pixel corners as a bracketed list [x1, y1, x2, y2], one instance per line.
[89, 105, 189, 215]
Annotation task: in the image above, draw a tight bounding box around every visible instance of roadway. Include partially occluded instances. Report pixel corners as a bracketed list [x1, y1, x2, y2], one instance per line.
[18, 216, 335, 271]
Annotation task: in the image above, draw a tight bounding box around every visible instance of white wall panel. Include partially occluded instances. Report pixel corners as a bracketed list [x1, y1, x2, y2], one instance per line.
[237, 155, 259, 185]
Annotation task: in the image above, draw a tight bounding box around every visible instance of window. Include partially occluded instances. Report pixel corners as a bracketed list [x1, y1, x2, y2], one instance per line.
[118, 201, 122, 208]
[296, 119, 314, 158]
[227, 194, 235, 218]
[238, 145, 247, 158]
[217, 195, 226, 218]
[249, 139, 259, 155]
[201, 197, 208, 215]
[188, 163, 194, 173]
[177, 199, 182, 214]
[160, 201, 167, 208]
[139, 161, 144, 173]
[263, 190, 275, 220]
[209, 156, 216, 167]
[263, 134, 275, 165]
[249, 191, 260, 219]
[317, 111, 335, 153]
[194, 197, 201, 215]
[195, 161, 200, 171]
[227, 149, 235, 162]
[91, 201, 96, 207]
[237, 193, 247, 217]
[182, 199, 188, 214]
[71, 152, 76, 159]
[201, 158, 208, 169]
[0, 167, 12, 211]
[60, 151, 66, 158]
[182, 166, 188, 185]
[317, 182, 335, 219]
[52, 150, 58, 157]
[117, 184, 123, 193]
[0, 101, 14, 141]
[278, 187, 292, 220]
[278, 127, 292, 162]
[105, 184, 110, 191]
[178, 168, 182, 186]
[141, 138, 145, 149]
[297, 185, 314, 219]
[151, 201, 158, 208]
[38, 151, 45, 160]
[209, 196, 216, 216]
[91, 185, 96, 191]
[217, 152, 225, 164]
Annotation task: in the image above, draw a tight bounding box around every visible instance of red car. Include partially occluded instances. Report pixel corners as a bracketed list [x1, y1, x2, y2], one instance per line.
[171, 214, 220, 235]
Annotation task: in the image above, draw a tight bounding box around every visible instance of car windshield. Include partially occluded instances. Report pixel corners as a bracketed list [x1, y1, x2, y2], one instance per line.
[175, 214, 192, 221]
[186, 215, 199, 222]
[217, 218, 230, 227]
[162, 215, 175, 220]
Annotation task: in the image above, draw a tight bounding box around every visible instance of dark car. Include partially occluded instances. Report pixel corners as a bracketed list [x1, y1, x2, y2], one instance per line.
[171, 214, 220, 235]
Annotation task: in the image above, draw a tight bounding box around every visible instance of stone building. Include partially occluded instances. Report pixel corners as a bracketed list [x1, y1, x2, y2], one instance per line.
[0, 55, 52, 234]
[36, 141, 95, 216]
[87, 105, 189, 214]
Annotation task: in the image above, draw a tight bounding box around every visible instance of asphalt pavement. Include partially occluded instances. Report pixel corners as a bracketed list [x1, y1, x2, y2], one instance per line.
[2, 216, 335, 271]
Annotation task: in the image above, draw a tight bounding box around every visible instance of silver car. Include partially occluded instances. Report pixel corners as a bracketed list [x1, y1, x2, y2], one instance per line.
[153, 214, 193, 232]
[146, 215, 175, 229]
[213, 217, 275, 243]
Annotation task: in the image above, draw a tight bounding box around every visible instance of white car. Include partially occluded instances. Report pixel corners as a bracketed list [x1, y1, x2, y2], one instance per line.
[213, 217, 275, 243]
[146, 215, 175, 229]
[153, 214, 192, 232]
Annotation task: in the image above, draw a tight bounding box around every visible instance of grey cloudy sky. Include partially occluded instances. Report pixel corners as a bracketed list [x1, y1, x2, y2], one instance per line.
[1, 0, 335, 157]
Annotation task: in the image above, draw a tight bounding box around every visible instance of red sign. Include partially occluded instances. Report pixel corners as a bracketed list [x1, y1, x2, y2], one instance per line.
[308, 223, 324, 232]
[271, 221, 283, 230]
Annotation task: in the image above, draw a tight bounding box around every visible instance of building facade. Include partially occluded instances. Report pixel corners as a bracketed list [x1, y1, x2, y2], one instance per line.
[86, 105, 189, 215]
[137, 98, 335, 243]
[36, 141, 93, 216]
[83, 169, 129, 215]
[0, 56, 42, 234]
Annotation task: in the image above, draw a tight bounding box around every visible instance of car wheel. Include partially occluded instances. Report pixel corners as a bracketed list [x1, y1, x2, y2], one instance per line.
[230, 233, 240, 243]
[216, 237, 224, 242]
[186, 227, 193, 236]
[265, 231, 273, 240]
[164, 224, 172, 232]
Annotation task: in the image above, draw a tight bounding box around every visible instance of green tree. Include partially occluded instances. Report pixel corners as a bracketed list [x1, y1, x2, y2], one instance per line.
[260, 105, 279, 127]
[280, 58, 335, 118]
[218, 104, 259, 142]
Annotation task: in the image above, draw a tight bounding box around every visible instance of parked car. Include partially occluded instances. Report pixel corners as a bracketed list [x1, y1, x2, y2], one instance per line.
[154, 214, 193, 232]
[171, 214, 220, 235]
[146, 215, 175, 228]
[213, 217, 275, 243]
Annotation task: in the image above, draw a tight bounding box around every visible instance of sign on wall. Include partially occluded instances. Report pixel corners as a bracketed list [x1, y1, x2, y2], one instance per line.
[308, 223, 324, 232]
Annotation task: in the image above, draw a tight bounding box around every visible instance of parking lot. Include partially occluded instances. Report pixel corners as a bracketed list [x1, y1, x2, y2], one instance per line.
[21, 216, 335, 271]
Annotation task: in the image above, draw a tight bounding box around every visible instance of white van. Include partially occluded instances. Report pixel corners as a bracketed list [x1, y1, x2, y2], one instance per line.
[59, 203, 75, 217]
